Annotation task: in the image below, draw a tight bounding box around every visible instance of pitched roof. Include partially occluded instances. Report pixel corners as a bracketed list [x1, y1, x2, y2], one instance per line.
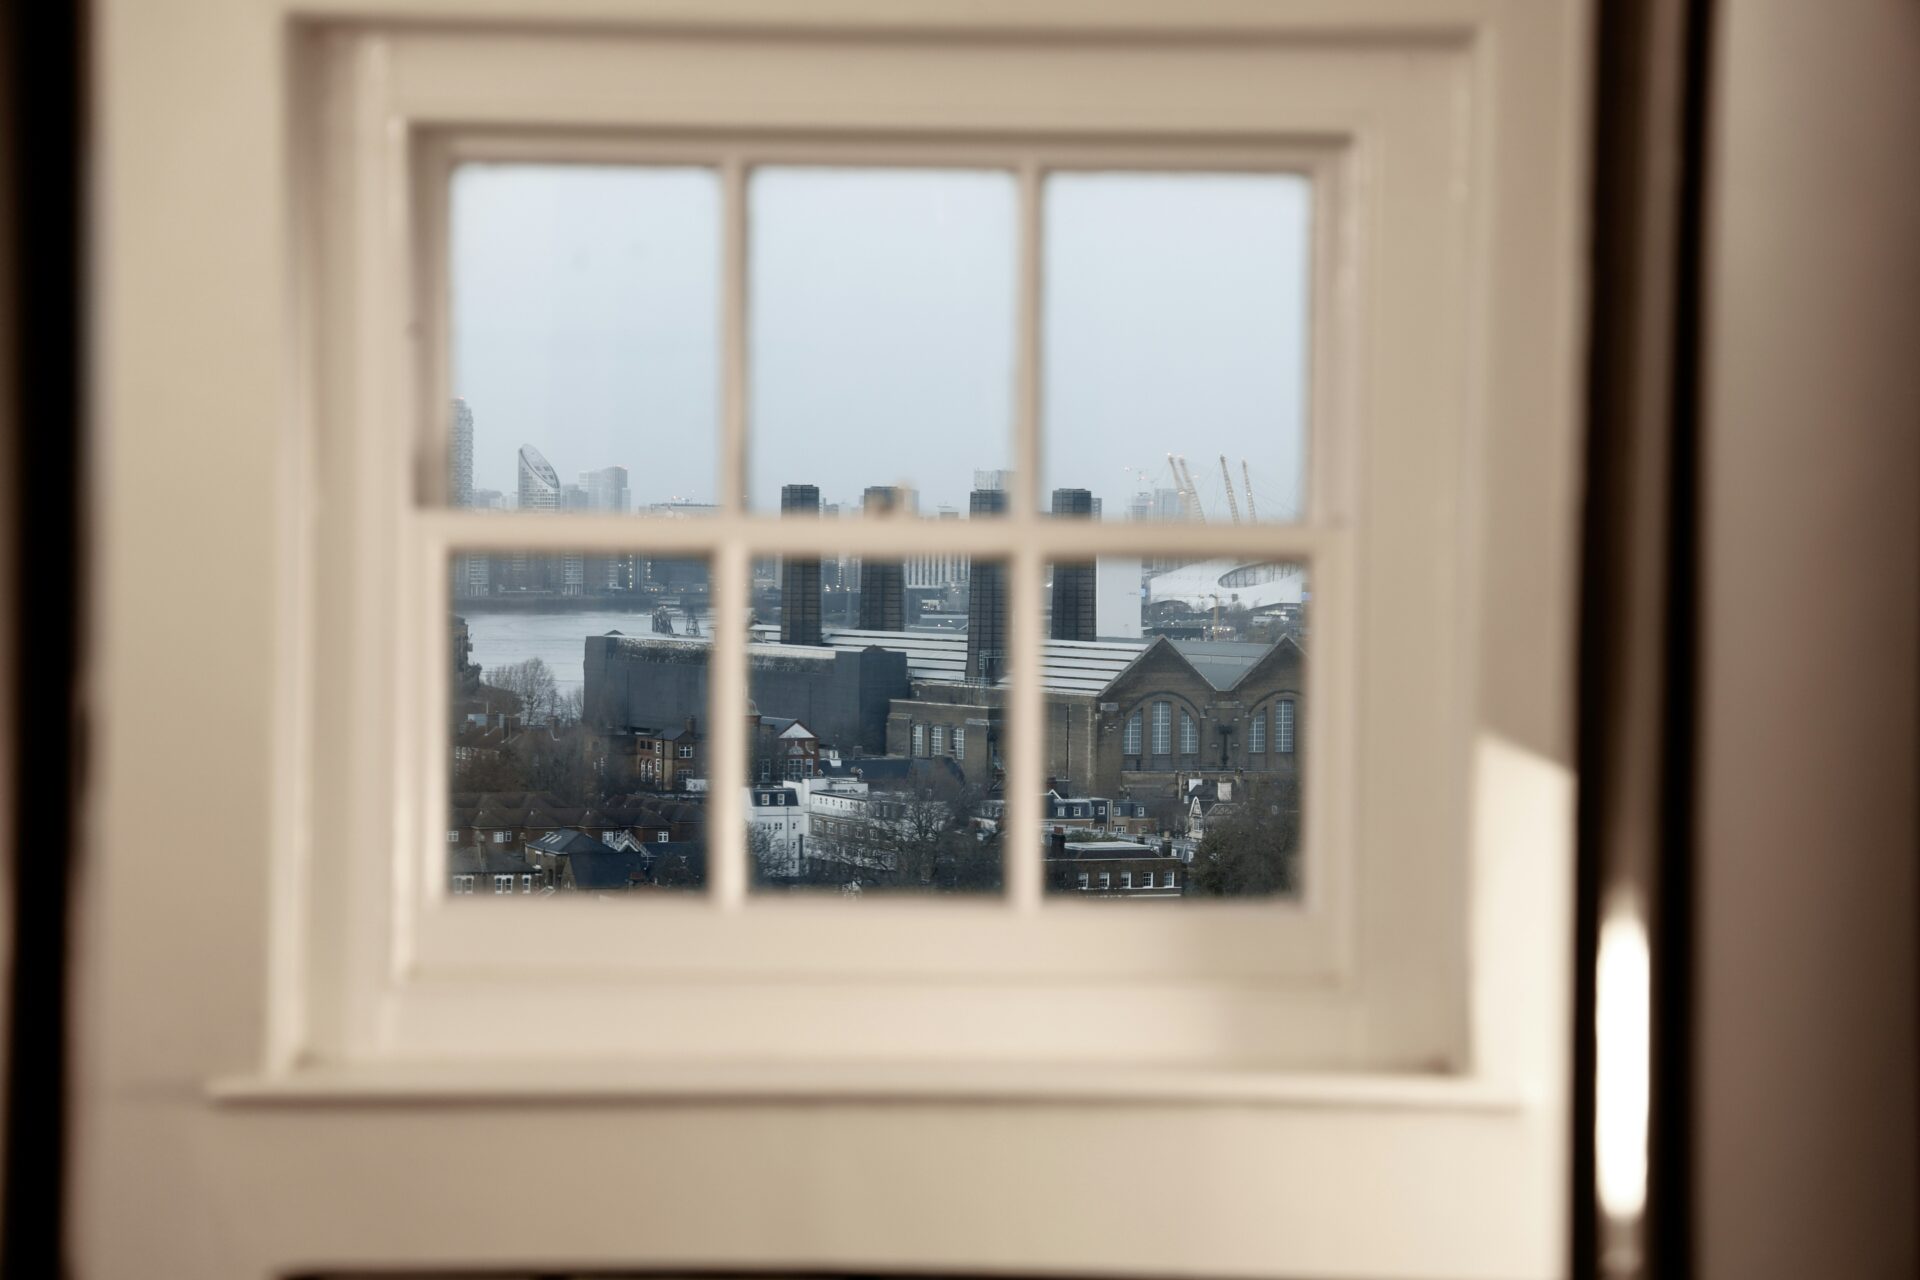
[527, 828, 619, 857]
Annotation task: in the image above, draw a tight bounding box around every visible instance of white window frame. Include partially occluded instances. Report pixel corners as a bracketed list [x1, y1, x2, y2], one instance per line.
[1123, 710, 1142, 756]
[1278, 697, 1297, 755]
[1150, 701, 1171, 756]
[293, 9, 1576, 1073]
[88, 7, 1590, 1276]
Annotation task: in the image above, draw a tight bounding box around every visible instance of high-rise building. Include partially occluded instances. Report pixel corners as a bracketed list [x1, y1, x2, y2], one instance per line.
[1049, 488, 1097, 642]
[577, 466, 632, 593]
[514, 445, 564, 591]
[581, 466, 629, 514]
[450, 401, 479, 595]
[779, 484, 823, 646]
[973, 468, 1013, 493]
[450, 399, 474, 508]
[858, 485, 906, 631]
[966, 487, 1009, 681]
[517, 444, 560, 511]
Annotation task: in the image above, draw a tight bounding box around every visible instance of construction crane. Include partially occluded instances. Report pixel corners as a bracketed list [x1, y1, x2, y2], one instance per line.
[1165, 453, 1205, 522]
[1218, 455, 1242, 523]
[1242, 459, 1258, 521]
[1176, 454, 1207, 522]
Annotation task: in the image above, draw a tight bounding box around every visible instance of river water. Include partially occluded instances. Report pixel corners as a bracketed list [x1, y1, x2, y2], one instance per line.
[461, 609, 714, 694]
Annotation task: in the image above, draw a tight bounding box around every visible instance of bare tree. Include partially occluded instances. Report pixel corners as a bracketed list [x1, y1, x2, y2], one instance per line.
[1186, 776, 1301, 897]
[487, 657, 564, 725]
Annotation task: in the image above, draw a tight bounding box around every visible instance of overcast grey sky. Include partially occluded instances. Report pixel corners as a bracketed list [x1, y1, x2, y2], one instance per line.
[452, 164, 1310, 518]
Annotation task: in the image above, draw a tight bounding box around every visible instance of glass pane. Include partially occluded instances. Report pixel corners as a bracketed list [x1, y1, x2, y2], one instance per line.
[448, 165, 720, 523]
[1041, 558, 1308, 899]
[746, 533, 1010, 894]
[1043, 172, 1312, 522]
[749, 167, 1017, 516]
[448, 552, 711, 896]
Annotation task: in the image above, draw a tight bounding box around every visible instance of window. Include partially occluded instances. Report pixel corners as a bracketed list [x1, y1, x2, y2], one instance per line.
[446, 829, 460, 842]
[106, 7, 1586, 1279]
[931, 725, 945, 756]
[1150, 702, 1171, 755]
[1179, 711, 1198, 756]
[492, 875, 514, 895]
[1141, 871, 1155, 889]
[1121, 872, 1133, 889]
[911, 723, 925, 757]
[1166, 870, 1178, 890]
[1249, 712, 1266, 754]
[520, 874, 534, 893]
[1123, 710, 1142, 756]
[677, 743, 693, 759]
[1099, 872, 1112, 890]
[1076, 872, 1089, 890]
[953, 726, 965, 760]
[452, 875, 475, 895]
[491, 831, 509, 845]
[1276, 699, 1296, 755]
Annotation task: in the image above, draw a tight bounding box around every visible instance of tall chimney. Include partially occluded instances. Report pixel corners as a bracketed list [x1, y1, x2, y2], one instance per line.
[778, 483, 822, 646]
[1049, 487, 1097, 642]
[966, 487, 1008, 681]
[858, 485, 906, 631]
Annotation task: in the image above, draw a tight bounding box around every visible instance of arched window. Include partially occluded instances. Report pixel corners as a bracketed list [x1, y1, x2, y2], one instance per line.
[1180, 711, 1198, 755]
[1276, 698, 1297, 754]
[1249, 710, 1267, 753]
[1150, 701, 1171, 755]
[1123, 710, 1142, 755]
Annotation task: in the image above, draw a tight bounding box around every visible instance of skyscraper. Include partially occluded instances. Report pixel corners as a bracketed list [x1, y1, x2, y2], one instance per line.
[450, 401, 485, 596]
[581, 465, 630, 514]
[580, 466, 632, 592]
[514, 445, 563, 591]
[449, 399, 474, 508]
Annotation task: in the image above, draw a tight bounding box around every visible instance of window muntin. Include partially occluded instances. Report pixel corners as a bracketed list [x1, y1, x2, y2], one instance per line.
[1249, 712, 1266, 753]
[1150, 701, 1171, 755]
[1123, 711, 1141, 756]
[1179, 711, 1198, 756]
[1277, 699, 1296, 755]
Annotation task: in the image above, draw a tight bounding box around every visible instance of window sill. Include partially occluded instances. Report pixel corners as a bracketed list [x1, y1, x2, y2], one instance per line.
[208, 1060, 1531, 1110]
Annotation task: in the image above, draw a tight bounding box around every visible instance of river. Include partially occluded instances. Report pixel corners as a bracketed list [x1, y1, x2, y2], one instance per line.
[461, 609, 715, 694]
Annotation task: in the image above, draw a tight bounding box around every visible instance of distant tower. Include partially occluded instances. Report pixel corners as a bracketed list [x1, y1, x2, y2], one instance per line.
[967, 487, 1009, 681]
[450, 399, 474, 508]
[779, 483, 823, 647]
[1049, 487, 1097, 642]
[579, 466, 631, 593]
[450, 401, 481, 596]
[514, 445, 564, 591]
[858, 485, 906, 631]
[581, 465, 630, 514]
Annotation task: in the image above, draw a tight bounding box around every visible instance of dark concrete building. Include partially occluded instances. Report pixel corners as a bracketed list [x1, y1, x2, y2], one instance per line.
[858, 486, 907, 631]
[1048, 488, 1097, 642]
[584, 633, 909, 756]
[966, 486, 1008, 681]
[778, 483, 823, 647]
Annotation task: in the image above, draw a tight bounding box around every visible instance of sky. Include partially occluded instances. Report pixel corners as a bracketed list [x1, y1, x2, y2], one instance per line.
[451, 163, 1311, 519]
